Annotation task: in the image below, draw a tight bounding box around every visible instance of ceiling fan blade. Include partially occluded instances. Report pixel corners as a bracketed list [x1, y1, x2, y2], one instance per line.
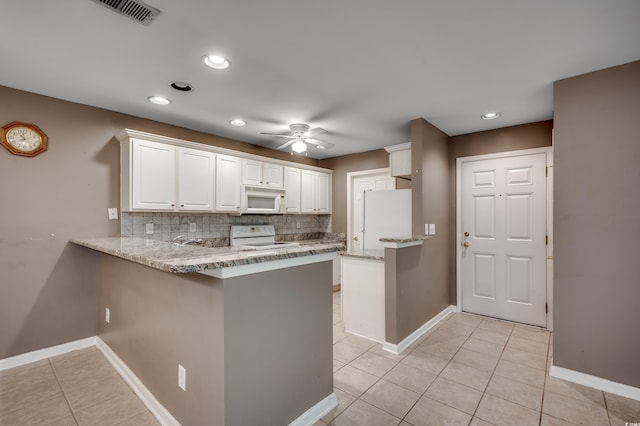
[305, 138, 334, 149]
[258, 132, 294, 138]
[277, 140, 296, 150]
[307, 127, 327, 137]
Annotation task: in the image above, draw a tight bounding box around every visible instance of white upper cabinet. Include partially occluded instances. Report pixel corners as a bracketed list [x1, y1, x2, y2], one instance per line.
[316, 172, 331, 214]
[384, 143, 411, 179]
[216, 154, 242, 213]
[242, 159, 284, 188]
[177, 147, 215, 211]
[130, 139, 176, 211]
[283, 167, 301, 213]
[118, 129, 332, 215]
[300, 170, 331, 214]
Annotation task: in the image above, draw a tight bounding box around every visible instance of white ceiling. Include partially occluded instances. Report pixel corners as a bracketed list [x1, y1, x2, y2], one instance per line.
[1, 1, 639, 159]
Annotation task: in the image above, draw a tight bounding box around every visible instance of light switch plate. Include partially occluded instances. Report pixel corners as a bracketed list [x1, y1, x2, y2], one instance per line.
[107, 208, 118, 220]
[145, 223, 154, 234]
[425, 224, 429, 235]
[429, 224, 436, 235]
[178, 364, 186, 391]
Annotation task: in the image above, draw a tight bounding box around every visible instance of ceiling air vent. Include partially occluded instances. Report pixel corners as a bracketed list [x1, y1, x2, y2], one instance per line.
[91, 0, 161, 26]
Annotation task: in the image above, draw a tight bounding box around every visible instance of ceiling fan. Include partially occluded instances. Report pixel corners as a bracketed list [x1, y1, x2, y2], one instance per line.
[259, 123, 334, 154]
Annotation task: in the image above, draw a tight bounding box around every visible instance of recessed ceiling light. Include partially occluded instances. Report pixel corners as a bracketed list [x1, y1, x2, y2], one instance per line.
[481, 112, 501, 120]
[202, 54, 230, 70]
[148, 96, 171, 105]
[229, 119, 246, 127]
[170, 81, 193, 92]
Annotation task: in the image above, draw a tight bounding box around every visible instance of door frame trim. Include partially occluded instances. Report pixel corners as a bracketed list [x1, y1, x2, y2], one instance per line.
[455, 146, 554, 330]
[346, 168, 392, 251]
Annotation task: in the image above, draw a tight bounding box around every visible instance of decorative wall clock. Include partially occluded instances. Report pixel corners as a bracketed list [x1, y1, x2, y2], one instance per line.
[1, 121, 48, 157]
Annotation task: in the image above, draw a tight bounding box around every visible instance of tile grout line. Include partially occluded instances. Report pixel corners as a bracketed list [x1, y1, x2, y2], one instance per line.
[468, 320, 515, 425]
[48, 357, 81, 426]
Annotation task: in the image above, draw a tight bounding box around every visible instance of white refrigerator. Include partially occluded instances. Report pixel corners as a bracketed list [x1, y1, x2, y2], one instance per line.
[362, 189, 412, 251]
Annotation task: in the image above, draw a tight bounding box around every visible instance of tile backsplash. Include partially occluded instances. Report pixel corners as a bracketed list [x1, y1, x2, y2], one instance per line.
[121, 212, 333, 245]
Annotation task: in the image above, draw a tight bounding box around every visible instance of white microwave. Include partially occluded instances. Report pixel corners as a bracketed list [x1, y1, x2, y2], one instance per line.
[240, 186, 286, 214]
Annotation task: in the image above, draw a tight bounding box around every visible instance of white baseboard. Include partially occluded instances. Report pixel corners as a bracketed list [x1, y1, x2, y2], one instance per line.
[550, 364, 640, 402]
[96, 338, 180, 426]
[0, 337, 96, 371]
[289, 392, 338, 426]
[382, 305, 456, 355]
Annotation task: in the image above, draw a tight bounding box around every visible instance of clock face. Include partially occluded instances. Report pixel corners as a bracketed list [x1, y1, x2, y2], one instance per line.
[7, 127, 43, 152]
[1, 122, 48, 157]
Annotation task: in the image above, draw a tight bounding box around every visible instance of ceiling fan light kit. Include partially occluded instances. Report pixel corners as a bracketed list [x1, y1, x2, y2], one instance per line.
[259, 122, 334, 155]
[291, 140, 307, 153]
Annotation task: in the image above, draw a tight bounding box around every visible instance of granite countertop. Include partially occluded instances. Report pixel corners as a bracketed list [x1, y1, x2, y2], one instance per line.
[338, 235, 431, 260]
[378, 235, 431, 243]
[338, 248, 385, 261]
[70, 237, 345, 274]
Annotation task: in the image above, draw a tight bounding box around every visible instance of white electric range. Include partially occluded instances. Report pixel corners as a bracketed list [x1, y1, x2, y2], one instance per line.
[230, 225, 300, 250]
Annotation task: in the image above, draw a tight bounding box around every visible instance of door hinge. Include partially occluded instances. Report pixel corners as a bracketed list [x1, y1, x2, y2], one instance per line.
[546, 303, 548, 314]
[546, 235, 548, 245]
[546, 166, 548, 177]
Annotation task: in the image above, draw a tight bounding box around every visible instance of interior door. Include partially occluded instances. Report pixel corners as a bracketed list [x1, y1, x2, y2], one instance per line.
[351, 173, 395, 250]
[461, 153, 547, 326]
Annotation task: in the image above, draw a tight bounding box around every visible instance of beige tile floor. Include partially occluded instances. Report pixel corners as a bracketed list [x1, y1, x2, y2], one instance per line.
[321, 291, 640, 426]
[1, 290, 639, 425]
[0, 347, 158, 425]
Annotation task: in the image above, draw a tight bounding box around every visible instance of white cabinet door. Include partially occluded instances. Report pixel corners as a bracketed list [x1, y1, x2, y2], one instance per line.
[242, 160, 284, 189]
[316, 172, 331, 214]
[264, 163, 284, 189]
[283, 167, 301, 213]
[300, 170, 331, 214]
[132, 139, 176, 210]
[177, 148, 215, 211]
[216, 154, 242, 213]
[242, 159, 263, 186]
[300, 170, 317, 213]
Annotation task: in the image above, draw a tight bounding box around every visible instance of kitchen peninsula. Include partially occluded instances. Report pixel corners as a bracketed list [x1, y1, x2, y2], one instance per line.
[339, 236, 439, 355]
[71, 236, 343, 425]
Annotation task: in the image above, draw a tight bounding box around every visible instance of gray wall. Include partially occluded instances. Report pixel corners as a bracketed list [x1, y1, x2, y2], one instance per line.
[319, 149, 390, 235]
[407, 119, 451, 327]
[98, 253, 333, 425]
[448, 121, 553, 301]
[0, 85, 319, 359]
[384, 245, 424, 344]
[553, 60, 640, 387]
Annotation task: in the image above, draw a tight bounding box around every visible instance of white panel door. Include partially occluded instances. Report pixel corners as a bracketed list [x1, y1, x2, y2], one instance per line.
[351, 172, 395, 250]
[461, 153, 546, 326]
[177, 148, 215, 211]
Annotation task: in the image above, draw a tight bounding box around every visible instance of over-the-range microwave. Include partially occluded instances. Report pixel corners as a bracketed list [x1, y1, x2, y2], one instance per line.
[240, 185, 286, 214]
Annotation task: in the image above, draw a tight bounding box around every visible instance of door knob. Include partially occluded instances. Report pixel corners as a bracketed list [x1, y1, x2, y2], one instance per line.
[463, 241, 470, 248]
[464, 231, 470, 237]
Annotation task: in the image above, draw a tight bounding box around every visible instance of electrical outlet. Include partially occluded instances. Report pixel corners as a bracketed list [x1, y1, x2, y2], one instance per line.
[296, 221, 300, 229]
[105, 307, 110, 323]
[107, 208, 118, 220]
[189, 222, 197, 233]
[178, 364, 186, 391]
[145, 223, 154, 234]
